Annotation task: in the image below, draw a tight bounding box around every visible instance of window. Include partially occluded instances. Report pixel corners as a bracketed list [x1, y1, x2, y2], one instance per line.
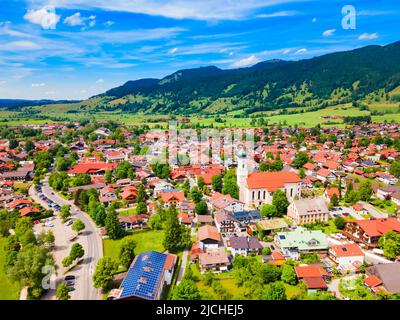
[263, 190, 266, 199]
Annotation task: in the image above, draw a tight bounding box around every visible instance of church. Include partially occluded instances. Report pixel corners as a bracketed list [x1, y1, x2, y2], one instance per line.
[237, 152, 302, 208]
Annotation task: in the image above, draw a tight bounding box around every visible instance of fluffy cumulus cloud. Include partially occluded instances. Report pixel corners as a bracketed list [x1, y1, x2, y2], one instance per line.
[358, 32, 379, 40]
[231, 55, 261, 68]
[24, 7, 60, 29]
[322, 29, 336, 37]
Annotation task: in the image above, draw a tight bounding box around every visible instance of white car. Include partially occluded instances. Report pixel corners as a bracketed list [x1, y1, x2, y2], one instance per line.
[64, 220, 74, 227]
[44, 222, 54, 227]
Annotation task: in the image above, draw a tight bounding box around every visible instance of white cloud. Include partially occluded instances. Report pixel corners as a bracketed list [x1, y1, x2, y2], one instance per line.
[295, 48, 307, 54]
[0, 80, 6, 85]
[3, 41, 41, 51]
[169, 47, 178, 54]
[24, 7, 60, 29]
[322, 29, 336, 37]
[256, 11, 298, 18]
[231, 55, 261, 68]
[312, 17, 317, 23]
[96, 79, 104, 83]
[27, 0, 304, 21]
[32, 83, 46, 87]
[358, 33, 379, 40]
[104, 20, 115, 27]
[282, 49, 291, 54]
[64, 12, 96, 29]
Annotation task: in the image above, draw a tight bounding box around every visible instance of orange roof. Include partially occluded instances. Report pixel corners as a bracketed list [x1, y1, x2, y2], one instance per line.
[330, 244, 364, 258]
[68, 162, 117, 174]
[7, 199, 33, 209]
[160, 191, 185, 203]
[352, 203, 363, 211]
[295, 265, 328, 278]
[19, 206, 40, 217]
[323, 160, 340, 170]
[302, 277, 327, 289]
[198, 225, 221, 242]
[246, 171, 301, 190]
[303, 163, 316, 170]
[326, 187, 339, 198]
[350, 218, 400, 237]
[271, 251, 285, 261]
[364, 275, 383, 288]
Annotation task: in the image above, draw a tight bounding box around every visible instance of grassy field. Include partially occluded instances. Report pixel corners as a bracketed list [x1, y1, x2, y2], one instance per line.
[1, 103, 399, 128]
[103, 229, 165, 262]
[118, 208, 137, 216]
[0, 237, 21, 300]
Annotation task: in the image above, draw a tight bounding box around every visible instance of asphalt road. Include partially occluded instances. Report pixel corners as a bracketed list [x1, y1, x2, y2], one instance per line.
[359, 201, 387, 219]
[31, 177, 103, 300]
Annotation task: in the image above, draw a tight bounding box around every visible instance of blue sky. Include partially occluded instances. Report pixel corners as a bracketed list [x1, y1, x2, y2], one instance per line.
[0, 0, 399, 100]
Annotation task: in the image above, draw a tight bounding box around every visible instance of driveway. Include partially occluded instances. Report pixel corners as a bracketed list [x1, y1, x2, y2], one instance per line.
[30, 177, 103, 300]
[328, 274, 359, 299]
[359, 201, 387, 219]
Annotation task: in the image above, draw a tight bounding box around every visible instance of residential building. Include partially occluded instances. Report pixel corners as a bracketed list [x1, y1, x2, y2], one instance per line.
[287, 198, 329, 225]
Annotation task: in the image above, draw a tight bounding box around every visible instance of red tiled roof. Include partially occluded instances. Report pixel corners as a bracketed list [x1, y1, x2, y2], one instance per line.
[349, 218, 400, 237]
[295, 265, 328, 278]
[246, 171, 301, 190]
[302, 277, 328, 289]
[198, 225, 221, 242]
[271, 251, 285, 261]
[364, 275, 383, 288]
[19, 206, 40, 217]
[68, 162, 117, 174]
[160, 191, 185, 203]
[330, 243, 364, 258]
[326, 187, 339, 198]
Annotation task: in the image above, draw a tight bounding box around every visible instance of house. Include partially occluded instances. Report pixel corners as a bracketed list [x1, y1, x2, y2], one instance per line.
[119, 214, 149, 231]
[287, 198, 329, 225]
[178, 213, 194, 226]
[99, 186, 117, 204]
[198, 225, 222, 250]
[323, 187, 340, 203]
[343, 218, 400, 247]
[159, 190, 186, 208]
[316, 168, 336, 182]
[377, 186, 400, 200]
[6, 199, 34, 210]
[294, 264, 329, 292]
[214, 211, 240, 234]
[190, 241, 205, 263]
[237, 167, 302, 207]
[209, 192, 245, 213]
[249, 218, 288, 237]
[365, 263, 400, 294]
[275, 227, 328, 260]
[68, 162, 117, 176]
[328, 244, 365, 272]
[121, 186, 138, 204]
[68, 182, 107, 195]
[228, 236, 263, 256]
[109, 251, 177, 300]
[198, 248, 230, 273]
[196, 214, 214, 226]
[19, 206, 40, 217]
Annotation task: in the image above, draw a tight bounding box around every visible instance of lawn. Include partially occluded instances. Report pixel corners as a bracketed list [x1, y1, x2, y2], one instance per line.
[103, 229, 165, 262]
[118, 208, 137, 216]
[0, 237, 21, 300]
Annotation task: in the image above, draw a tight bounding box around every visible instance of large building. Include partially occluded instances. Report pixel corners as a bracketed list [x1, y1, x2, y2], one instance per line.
[287, 197, 329, 225]
[237, 154, 302, 207]
[109, 251, 177, 300]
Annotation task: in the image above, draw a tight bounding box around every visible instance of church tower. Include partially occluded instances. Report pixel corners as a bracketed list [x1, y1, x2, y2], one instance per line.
[236, 148, 248, 203]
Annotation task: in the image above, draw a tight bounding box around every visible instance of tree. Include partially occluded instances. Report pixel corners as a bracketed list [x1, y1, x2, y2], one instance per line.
[390, 161, 400, 178]
[136, 202, 148, 215]
[137, 185, 146, 203]
[56, 283, 70, 300]
[171, 279, 201, 300]
[222, 170, 239, 199]
[105, 206, 124, 240]
[60, 205, 71, 222]
[211, 174, 223, 193]
[163, 206, 183, 251]
[334, 216, 346, 230]
[195, 201, 208, 215]
[190, 187, 202, 203]
[292, 152, 310, 169]
[359, 180, 373, 201]
[272, 190, 289, 216]
[299, 168, 306, 179]
[37, 230, 55, 247]
[330, 193, 339, 207]
[281, 264, 297, 285]
[148, 213, 163, 230]
[378, 231, 400, 260]
[69, 243, 85, 261]
[197, 176, 205, 190]
[105, 170, 113, 183]
[118, 238, 136, 268]
[261, 282, 287, 300]
[92, 257, 119, 291]
[260, 204, 278, 218]
[72, 220, 85, 234]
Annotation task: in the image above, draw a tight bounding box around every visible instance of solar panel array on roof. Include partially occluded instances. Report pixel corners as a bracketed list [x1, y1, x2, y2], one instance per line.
[119, 251, 166, 300]
[279, 235, 286, 240]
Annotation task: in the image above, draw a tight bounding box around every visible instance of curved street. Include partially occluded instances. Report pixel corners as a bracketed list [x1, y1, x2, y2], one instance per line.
[30, 175, 103, 300]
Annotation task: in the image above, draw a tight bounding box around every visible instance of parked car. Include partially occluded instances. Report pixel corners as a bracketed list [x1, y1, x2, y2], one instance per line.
[64, 275, 76, 281]
[342, 212, 350, 217]
[64, 220, 74, 226]
[65, 280, 75, 286]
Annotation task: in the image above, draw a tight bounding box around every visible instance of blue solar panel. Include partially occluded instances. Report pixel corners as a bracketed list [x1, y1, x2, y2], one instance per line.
[279, 235, 286, 240]
[119, 251, 167, 300]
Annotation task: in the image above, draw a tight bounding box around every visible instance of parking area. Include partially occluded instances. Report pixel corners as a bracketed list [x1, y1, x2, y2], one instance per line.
[329, 206, 364, 220]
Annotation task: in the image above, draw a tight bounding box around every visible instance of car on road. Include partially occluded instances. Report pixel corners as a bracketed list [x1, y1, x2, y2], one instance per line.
[64, 219, 74, 226]
[68, 234, 78, 242]
[64, 275, 76, 281]
[67, 286, 75, 292]
[34, 220, 40, 225]
[342, 212, 350, 217]
[65, 280, 75, 286]
[44, 221, 54, 227]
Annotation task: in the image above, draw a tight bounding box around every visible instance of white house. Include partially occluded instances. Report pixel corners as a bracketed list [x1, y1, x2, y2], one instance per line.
[328, 244, 365, 272]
